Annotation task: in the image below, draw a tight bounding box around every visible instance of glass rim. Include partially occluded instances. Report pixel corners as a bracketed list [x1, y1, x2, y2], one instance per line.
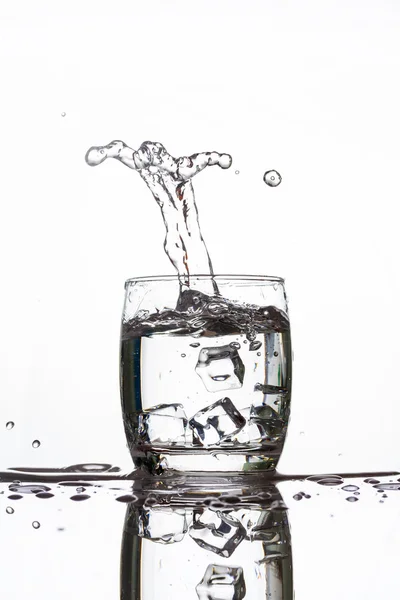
[124, 274, 285, 286]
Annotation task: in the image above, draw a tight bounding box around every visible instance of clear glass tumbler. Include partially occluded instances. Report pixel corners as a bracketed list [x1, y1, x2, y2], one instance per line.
[120, 275, 292, 474]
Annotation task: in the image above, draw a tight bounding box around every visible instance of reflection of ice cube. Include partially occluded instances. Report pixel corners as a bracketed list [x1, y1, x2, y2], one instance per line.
[189, 398, 245, 446]
[138, 404, 187, 445]
[137, 507, 190, 544]
[196, 345, 245, 392]
[189, 509, 246, 557]
[196, 564, 246, 600]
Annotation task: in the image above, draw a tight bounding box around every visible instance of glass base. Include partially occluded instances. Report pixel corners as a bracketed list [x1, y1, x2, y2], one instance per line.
[130, 447, 281, 475]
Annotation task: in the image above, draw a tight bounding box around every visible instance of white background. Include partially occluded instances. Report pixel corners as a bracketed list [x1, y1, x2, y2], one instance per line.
[1, 1, 400, 478]
[1, 2, 400, 598]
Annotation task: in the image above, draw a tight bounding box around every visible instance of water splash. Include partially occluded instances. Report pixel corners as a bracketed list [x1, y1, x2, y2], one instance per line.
[85, 140, 232, 288]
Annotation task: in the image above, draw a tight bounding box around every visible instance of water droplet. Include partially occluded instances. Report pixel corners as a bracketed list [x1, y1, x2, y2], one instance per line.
[364, 478, 380, 484]
[230, 342, 241, 349]
[57, 527, 65, 532]
[76, 487, 85, 493]
[36, 492, 54, 499]
[374, 483, 400, 491]
[273, 351, 279, 357]
[235, 170, 240, 174]
[9, 484, 50, 495]
[354, 491, 360, 496]
[342, 485, 359, 492]
[190, 343, 200, 348]
[243, 340, 247, 344]
[346, 496, 359, 503]
[70, 494, 91, 501]
[6, 421, 14, 430]
[6, 507, 14, 514]
[257, 352, 261, 356]
[61, 112, 66, 117]
[32, 440, 41, 449]
[293, 494, 303, 501]
[383, 494, 388, 498]
[300, 431, 305, 435]
[8, 494, 23, 500]
[273, 283, 278, 291]
[249, 340, 262, 352]
[263, 169, 282, 187]
[116, 494, 138, 503]
[32, 521, 40, 529]
[181, 353, 186, 358]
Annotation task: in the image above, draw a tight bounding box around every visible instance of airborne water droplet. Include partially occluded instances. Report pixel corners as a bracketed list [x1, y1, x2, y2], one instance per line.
[190, 343, 200, 348]
[273, 351, 279, 357]
[293, 494, 303, 501]
[6, 421, 14, 430]
[61, 112, 66, 117]
[263, 169, 282, 187]
[346, 496, 359, 503]
[6, 507, 14, 514]
[235, 170, 240, 174]
[76, 487, 86, 493]
[32, 440, 41, 448]
[181, 353, 186, 358]
[32, 521, 40, 529]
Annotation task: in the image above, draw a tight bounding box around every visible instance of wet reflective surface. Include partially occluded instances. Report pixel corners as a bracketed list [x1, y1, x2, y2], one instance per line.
[1, 469, 400, 599]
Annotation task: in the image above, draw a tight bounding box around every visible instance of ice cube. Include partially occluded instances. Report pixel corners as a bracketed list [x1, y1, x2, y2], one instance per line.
[189, 509, 246, 557]
[196, 345, 245, 392]
[196, 564, 246, 600]
[136, 507, 189, 544]
[189, 398, 245, 446]
[138, 404, 187, 445]
[230, 407, 272, 444]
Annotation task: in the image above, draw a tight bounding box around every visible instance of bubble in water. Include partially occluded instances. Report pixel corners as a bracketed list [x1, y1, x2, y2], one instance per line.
[32, 521, 40, 529]
[6, 421, 14, 430]
[70, 494, 91, 501]
[190, 343, 200, 348]
[235, 170, 240, 174]
[293, 494, 303, 501]
[32, 440, 41, 449]
[346, 496, 359, 503]
[6, 507, 14, 514]
[342, 485, 359, 492]
[181, 353, 186, 358]
[263, 169, 282, 187]
[61, 112, 66, 117]
[273, 351, 279, 357]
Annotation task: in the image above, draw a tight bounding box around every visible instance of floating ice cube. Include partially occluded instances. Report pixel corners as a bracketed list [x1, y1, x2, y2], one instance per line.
[189, 398, 245, 446]
[137, 507, 190, 544]
[189, 509, 246, 557]
[138, 404, 187, 445]
[196, 345, 245, 392]
[196, 564, 246, 600]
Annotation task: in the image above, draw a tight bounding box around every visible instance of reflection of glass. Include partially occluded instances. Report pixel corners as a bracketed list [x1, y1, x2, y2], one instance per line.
[120, 477, 293, 599]
[120, 275, 292, 474]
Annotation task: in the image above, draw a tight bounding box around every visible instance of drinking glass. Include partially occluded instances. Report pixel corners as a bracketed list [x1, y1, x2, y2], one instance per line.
[120, 275, 292, 474]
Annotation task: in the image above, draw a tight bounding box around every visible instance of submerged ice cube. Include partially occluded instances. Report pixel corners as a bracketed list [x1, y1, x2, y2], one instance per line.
[196, 564, 246, 600]
[231, 407, 273, 444]
[138, 404, 187, 445]
[137, 507, 190, 544]
[196, 345, 245, 392]
[189, 509, 246, 557]
[189, 398, 245, 446]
